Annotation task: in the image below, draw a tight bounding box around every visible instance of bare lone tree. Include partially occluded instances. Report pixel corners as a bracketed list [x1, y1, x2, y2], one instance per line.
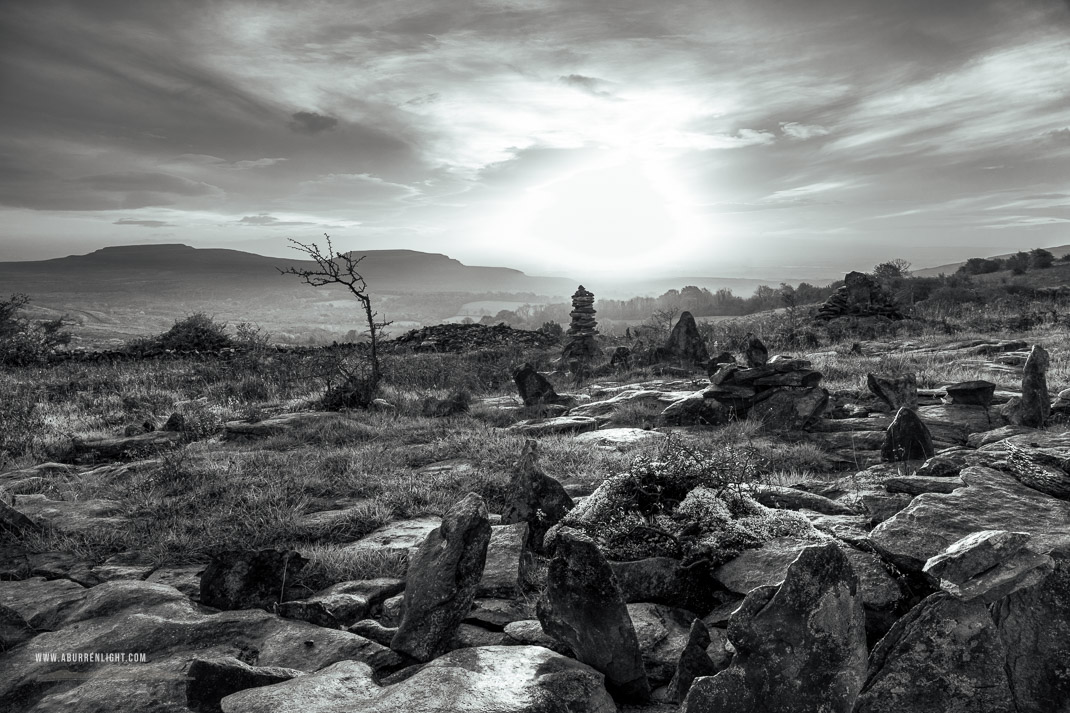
[279, 234, 391, 409]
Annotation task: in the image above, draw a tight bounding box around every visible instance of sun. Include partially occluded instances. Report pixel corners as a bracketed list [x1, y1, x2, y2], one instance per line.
[484, 151, 707, 276]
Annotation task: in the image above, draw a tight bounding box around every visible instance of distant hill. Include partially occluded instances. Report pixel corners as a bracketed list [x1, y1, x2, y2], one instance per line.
[0, 244, 832, 345]
[913, 245, 1070, 277]
[0, 244, 579, 297]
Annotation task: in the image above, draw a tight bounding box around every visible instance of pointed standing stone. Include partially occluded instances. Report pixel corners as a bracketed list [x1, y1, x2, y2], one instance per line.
[742, 333, 768, 367]
[665, 311, 709, 365]
[881, 407, 935, 462]
[536, 529, 650, 703]
[391, 493, 492, 662]
[500, 440, 574, 553]
[666, 618, 718, 703]
[1017, 344, 1050, 427]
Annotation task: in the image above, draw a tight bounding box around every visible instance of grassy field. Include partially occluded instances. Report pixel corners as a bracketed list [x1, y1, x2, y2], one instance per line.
[4, 296, 1070, 590]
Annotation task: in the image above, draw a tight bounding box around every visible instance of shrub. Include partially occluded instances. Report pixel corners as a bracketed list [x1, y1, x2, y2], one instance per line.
[0, 293, 72, 366]
[132, 313, 234, 352]
[559, 437, 820, 564]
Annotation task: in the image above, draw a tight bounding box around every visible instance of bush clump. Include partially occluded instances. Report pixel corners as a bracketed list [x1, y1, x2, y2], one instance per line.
[561, 437, 822, 564]
[131, 313, 234, 352]
[0, 293, 71, 366]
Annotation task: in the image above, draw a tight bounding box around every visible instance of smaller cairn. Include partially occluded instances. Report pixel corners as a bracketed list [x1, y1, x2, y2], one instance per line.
[881, 407, 935, 463]
[815, 272, 905, 321]
[560, 286, 601, 366]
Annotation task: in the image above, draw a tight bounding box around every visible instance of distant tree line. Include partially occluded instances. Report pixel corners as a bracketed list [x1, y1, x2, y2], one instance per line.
[957, 248, 1061, 276]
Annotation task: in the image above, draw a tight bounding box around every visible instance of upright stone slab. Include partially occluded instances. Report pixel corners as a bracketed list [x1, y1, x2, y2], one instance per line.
[391, 493, 492, 662]
[1010, 344, 1050, 427]
[666, 618, 718, 703]
[880, 407, 935, 462]
[742, 333, 768, 367]
[665, 311, 709, 365]
[500, 440, 574, 553]
[855, 593, 1014, 713]
[512, 363, 569, 407]
[867, 373, 918, 410]
[536, 529, 650, 703]
[682, 542, 867, 713]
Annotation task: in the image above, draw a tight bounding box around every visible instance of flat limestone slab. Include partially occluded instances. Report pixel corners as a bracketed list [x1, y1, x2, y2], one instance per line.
[869, 466, 1070, 572]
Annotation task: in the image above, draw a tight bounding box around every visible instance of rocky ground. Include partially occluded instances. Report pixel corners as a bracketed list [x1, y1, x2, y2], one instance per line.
[2, 332, 1069, 712]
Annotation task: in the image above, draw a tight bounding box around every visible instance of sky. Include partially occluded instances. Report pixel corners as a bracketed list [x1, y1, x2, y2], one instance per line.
[1, 0, 1069, 281]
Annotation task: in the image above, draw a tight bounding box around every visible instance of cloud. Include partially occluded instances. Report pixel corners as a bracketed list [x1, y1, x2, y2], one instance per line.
[113, 218, 177, 228]
[559, 74, 614, 97]
[238, 214, 315, 226]
[288, 111, 339, 135]
[780, 122, 830, 140]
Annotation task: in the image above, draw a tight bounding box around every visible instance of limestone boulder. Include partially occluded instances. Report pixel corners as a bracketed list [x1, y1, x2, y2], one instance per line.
[867, 373, 918, 410]
[749, 387, 828, 431]
[200, 549, 308, 612]
[742, 333, 768, 367]
[923, 530, 1054, 603]
[186, 656, 304, 713]
[880, 407, 935, 462]
[665, 311, 709, 365]
[868, 466, 1070, 572]
[627, 602, 697, 685]
[0, 580, 401, 713]
[391, 493, 492, 662]
[610, 556, 719, 613]
[666, 619, 719, 703]
[854, 593, 1013, 713]
[945, 379, 997, 407]
[536, 529, 650, 702]
[991, 544, 1070, 713]
[11, 494, 127, 535]
[513, 363, 573, 407]
[220, 646, 616, 713]
[682, 542, 867, 713]
[506, 415, 598, 437]
[500, 441, 573, 554]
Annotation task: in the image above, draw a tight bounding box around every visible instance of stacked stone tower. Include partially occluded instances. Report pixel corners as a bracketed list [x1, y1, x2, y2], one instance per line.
[561, 285, 601, 366]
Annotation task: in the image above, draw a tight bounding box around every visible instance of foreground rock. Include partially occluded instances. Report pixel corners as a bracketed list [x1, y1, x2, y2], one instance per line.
[513, 363, 573, 407]
[991, 544, 1070, 713]
[1006, 344, 1050, 427]
[200, 549, 308, 611]
[868, 466, 1070, 572]
[666, 619, 719, 703]
[507, 415, 598, 437]
[220, 646, 616, 713]
[880, 407, 935, 462]
[391, 493, 492, 662]
[867, 373, 918, 410]
[186, 656, 303, 713]
[683, 542, 867, 713]
[0, 580, 400, 712]
[537, 529, 650, 702]
[922, 530, 1054, 603]
[664, 311, 709, 365]
[500, 440, 573, 553]
[855, 593, 1013, 713]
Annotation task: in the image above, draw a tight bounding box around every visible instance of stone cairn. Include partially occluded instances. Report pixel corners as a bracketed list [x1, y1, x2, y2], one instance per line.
[816, 271, 905, 321]
[561, 285, 601, 366]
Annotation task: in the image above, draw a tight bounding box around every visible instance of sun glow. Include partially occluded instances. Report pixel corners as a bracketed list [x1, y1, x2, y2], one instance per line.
[483, 150, 710, 276]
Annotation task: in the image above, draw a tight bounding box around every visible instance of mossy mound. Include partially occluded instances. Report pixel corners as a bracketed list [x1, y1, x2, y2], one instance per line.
[561, 440, 822, 564]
